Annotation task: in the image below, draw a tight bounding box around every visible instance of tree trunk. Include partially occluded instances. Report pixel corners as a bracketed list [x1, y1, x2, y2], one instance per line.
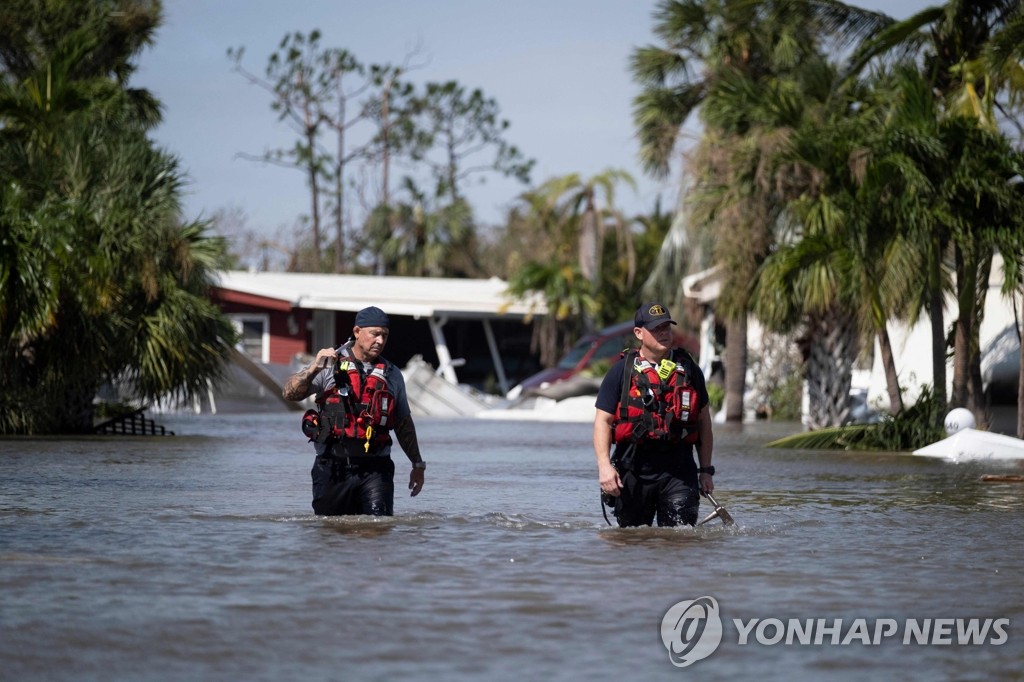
[379, 80, 394, 277]
[381, 80, 392, 208]
[877, 325, 903, 414]
[298, 69, 322, 272]
[333, 86, 346, 274]
[578, 194, 599, 334]
[928, 277, 947, 409]
[724, 314, 747, 422]
[967, 252, 992, 429]
[951, 242, 974, 410]
[804, 306, 858, 429]
[307, 144, 322, 271]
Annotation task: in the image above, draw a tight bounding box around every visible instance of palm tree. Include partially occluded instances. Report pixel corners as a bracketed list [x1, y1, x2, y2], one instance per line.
[840, 0, 1024, 422]
[501, 171, 630, 366]
[632, 0, 888, 422]
[755, 76, 925, 425]
[521, 170, 638, 333]
[506, 261, 598, 368]
[0, 0, 163, 124]
[843, 1, 1024, 132]
[0, 2, 237, 434]
[864, 67, 958, 411]
[364, 178, 477, 278]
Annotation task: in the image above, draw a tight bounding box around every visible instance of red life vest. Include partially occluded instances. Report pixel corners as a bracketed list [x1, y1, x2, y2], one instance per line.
[303, 357, 394, 453]
[613, 350, 701, 445]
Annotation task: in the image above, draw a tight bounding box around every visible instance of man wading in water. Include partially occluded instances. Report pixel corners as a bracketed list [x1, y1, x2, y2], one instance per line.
[592, 302, 715, 527]
[283, 306, 426, 516]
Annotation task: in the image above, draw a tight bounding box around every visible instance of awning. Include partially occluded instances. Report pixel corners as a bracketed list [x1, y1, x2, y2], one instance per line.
[213, 271, 546, 394]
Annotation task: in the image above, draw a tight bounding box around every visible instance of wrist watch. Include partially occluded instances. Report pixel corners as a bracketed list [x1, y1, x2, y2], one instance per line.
[697, 466, 715, 475]
[412, 461, 426, 470]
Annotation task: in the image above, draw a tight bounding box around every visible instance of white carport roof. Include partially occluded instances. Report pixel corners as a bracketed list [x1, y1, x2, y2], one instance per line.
[214, 270, 545, 319]
[213, 271, 546, 395]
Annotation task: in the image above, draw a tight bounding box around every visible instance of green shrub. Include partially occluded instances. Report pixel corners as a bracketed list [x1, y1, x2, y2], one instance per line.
[707, 382, 724, 413]
[766, 371, 803, 421]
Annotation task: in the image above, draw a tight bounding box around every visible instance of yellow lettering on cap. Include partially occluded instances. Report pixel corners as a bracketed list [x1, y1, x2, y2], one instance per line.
[649, 304, 666, 316]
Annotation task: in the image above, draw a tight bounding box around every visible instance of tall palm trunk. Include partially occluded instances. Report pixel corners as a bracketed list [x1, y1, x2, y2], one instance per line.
[804, 305, 859, 429]
[951, 242, 977, 417]
[927, 246, 947, 411]
[333, 85, 346, 273]
[724, 314, 747, 422]
[877, 324, 903, 414]
[578, 193, 599, 334]
[968, 252, 993, 429]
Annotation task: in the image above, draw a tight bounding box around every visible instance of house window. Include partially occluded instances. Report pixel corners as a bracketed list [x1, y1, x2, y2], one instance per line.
[231, 314, 269, 363]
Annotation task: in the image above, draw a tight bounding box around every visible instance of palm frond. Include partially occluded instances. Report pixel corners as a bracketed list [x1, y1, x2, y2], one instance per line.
[767, 424, 876, 449]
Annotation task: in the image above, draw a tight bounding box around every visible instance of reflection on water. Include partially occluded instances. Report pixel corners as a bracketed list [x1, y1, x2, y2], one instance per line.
[1, 413, 1022, 681]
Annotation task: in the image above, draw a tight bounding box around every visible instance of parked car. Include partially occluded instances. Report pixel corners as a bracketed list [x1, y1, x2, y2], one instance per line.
[507, 320, 699, 401]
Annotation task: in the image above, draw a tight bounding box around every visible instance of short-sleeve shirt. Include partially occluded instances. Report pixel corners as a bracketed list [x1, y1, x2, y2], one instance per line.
[307, 349, 410, 456]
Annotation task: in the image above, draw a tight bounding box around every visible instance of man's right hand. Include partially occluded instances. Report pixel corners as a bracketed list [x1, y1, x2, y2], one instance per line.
[283, 349, 337, 401]
[314, 348, 338, 369]
[599, 462, 623, 497]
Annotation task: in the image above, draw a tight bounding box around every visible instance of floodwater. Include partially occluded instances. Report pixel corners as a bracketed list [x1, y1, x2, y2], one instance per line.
[1, 413, 1022, 681]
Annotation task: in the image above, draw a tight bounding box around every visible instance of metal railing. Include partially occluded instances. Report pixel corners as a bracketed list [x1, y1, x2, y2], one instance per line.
[93, 409, 174, 436]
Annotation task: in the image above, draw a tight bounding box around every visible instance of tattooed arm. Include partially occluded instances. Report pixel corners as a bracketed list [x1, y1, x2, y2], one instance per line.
[282, 348, 337, 401]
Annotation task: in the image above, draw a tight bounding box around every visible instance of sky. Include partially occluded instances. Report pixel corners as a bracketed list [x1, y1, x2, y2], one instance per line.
[135, 0, 933, 242]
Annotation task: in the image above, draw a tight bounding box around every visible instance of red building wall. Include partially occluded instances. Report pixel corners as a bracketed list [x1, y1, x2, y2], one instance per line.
[212, 288, 310, 365]
[267, 310, 308, 364]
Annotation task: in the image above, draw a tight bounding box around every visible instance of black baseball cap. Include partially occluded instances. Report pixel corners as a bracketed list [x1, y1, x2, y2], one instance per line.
[634, 302, 677, 330]
[354, 306, 390, 328]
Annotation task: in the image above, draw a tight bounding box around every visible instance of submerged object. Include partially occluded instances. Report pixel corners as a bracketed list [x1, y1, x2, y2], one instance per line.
[913, 427, 1024, 462]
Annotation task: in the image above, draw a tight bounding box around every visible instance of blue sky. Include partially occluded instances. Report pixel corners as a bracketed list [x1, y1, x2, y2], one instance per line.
[136, 0, 933, 240]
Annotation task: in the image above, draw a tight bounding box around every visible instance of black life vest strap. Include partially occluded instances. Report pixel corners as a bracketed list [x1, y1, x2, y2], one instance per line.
[618, 350, 637, 423]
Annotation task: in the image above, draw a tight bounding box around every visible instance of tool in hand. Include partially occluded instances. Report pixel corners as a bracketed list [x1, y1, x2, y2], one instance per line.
[697, 490, 735, 527]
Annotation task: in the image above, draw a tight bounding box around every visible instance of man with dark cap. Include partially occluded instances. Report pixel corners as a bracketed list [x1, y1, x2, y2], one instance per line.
[592, 302, 715, 527]
[283, 306, 426, 516]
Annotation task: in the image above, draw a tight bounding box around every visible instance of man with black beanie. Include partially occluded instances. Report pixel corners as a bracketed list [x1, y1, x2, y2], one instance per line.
[283, 306, 426, 516]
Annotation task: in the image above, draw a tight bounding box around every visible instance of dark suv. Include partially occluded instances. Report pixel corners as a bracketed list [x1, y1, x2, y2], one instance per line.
[507, 321, 698, 400]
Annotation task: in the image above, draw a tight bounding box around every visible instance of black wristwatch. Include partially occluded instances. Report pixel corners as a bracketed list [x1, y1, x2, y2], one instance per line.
[697, 466, 715, 476]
